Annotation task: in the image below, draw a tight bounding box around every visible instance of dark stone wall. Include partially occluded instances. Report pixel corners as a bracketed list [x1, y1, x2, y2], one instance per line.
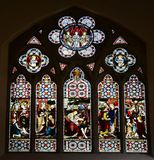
[0, 1, 154, 159]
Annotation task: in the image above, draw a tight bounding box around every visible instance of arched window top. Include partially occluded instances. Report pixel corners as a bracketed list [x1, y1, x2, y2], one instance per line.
[102, 74, 114, 83]
[41, 74, 52, 82]
[127, 74, 145, 86]
[124, 74, 145, 99]
[11, 74, 31, 99]
[15, 74, 26, 83]
[98, 74, 119, 99]
[64, 67, 90, 99]
[36, 74, 56, 99]
[70, 67, 85, 79]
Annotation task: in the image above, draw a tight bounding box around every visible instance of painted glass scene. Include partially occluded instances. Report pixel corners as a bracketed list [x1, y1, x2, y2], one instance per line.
[9, 75, 31, 152]
[98, 75, 121, 152]
[35, 75, 57, 152]
[124, 75, 148, 152]
[60, 24, 93, 51]
[63, 67, 91, 152]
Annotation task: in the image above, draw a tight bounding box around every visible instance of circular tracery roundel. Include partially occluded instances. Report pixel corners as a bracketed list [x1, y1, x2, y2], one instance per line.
[48, 16, 105, 58]
[60, 24, 93, 51]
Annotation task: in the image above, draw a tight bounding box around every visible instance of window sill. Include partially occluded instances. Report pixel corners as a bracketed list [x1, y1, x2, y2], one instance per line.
[0, 153, 154, 160]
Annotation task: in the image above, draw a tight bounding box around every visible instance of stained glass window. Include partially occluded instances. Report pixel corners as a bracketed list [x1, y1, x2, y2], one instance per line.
[98, 75, 120, 152]
[124, 75, 148, 152]
[48, 16, 105, 58]
[8, 7, 149, 155]
[63, 67, 91, 152]
[9, 75, 31, 152]
[35, 75, 57, 152]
